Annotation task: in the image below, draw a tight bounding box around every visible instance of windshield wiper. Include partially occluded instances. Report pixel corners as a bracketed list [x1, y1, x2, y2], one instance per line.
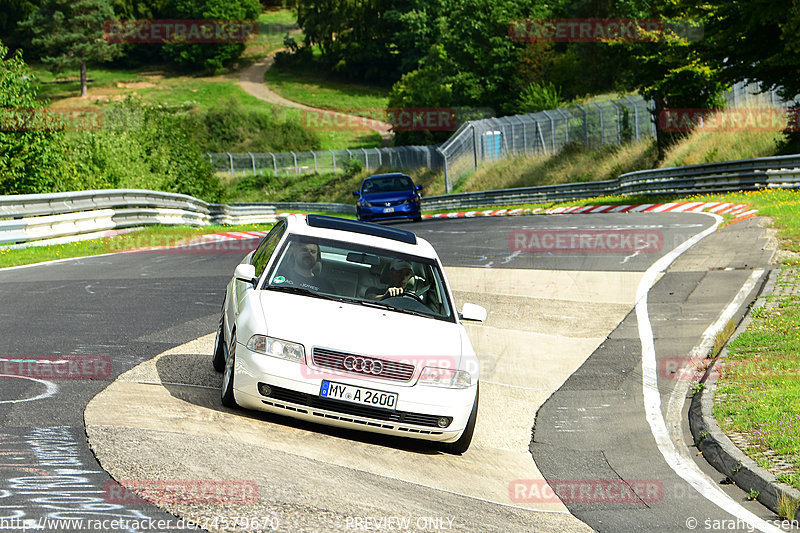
[266, 285, 347, 303]
[356, 299, 432, 319]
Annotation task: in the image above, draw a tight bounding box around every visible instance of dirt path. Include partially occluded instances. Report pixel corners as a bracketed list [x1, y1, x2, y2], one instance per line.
[238, 53, 394, 147]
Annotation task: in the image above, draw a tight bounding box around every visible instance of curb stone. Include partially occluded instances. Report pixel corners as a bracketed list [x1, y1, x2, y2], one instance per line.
[688, 267, 800, 515]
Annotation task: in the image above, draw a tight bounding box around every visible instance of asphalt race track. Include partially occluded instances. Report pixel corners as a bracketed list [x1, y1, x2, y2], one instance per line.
[0, 213, 785, 532]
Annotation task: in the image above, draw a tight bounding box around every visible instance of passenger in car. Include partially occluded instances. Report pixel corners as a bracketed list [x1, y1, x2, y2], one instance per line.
[277, 242, 335, 294]
[365, 259, 414, 300]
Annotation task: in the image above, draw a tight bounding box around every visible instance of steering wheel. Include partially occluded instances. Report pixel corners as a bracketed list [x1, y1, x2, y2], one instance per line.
[398, 290, 425, 304]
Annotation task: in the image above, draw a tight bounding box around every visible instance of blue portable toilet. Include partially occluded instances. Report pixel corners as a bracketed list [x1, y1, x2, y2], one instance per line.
[484, 131, 502, 160]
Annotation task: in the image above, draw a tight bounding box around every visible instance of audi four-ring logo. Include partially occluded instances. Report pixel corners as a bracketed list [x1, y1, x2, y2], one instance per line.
[343, 356, 384, 375]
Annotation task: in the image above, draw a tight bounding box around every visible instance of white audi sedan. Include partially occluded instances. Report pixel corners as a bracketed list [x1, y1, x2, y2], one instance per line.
[213, 214, 486, 453]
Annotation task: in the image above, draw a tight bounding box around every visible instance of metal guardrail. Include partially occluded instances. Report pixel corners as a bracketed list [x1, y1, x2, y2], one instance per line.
[420, 154, 800, 211]
[0, 189, 276, 247]
[207, 146, 443, 178]
[270, 201, 356, 215]
[2, 153, 799, 247]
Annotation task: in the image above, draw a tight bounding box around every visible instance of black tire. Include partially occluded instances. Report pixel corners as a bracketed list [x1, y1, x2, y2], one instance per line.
[413, 215, 422, 222]
[221, 331, 238, 408]
[212, 312, 227, 373]
[441, 385, 479, 455]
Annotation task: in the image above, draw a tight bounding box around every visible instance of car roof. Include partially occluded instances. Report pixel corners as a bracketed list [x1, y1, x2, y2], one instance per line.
[281, 214, 438, 259]
[363, 173, 411, 181]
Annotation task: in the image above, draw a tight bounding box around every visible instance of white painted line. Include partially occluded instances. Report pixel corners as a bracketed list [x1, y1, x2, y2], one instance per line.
[0, 375, 59, 404]
[671, 202, 706, 212]
[648, 202, 681, 212]
[635, 215, 781, 533]
[708, 203, 732, 213]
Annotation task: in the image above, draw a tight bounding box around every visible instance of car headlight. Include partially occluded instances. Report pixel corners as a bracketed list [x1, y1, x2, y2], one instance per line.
[357, 201, 372, 208]
[418, 367, 472, 388]
[246, 335, 305, 363]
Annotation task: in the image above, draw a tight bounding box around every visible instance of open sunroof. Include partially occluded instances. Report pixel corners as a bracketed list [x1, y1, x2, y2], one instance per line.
[306, 214, 417, 245]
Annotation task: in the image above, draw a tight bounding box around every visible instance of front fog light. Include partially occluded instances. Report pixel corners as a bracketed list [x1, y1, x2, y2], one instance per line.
[247, 335, 305, 363]
[258, 383, 272, 397]
[437, 417, 451, 428]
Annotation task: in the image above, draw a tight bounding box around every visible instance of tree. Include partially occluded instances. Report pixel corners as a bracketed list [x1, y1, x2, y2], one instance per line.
[297, 0, 442, 84]
[611, 2, 725, 159]
[0, 40, 66, 194]
[19, 0, 121, 97]
[690, 0, 800, 102]
[161, 0, 261, 73]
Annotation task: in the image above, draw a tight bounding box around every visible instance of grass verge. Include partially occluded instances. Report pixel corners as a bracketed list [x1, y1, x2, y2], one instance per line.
[264, 50, 390, 116]
[0, 224, 274, 269]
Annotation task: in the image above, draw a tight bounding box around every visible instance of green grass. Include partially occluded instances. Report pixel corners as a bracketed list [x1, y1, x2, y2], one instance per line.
[713, 264, 800, 491]
[0, 224, 274, 268]
[264, 52, 390, 116]
[223, 166, 441, 204]
[245, 8, 303, 59]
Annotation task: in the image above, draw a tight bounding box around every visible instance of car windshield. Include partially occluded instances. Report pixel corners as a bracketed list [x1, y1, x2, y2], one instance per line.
[362, 176, 413, 194]
[265, 236, 454, 322]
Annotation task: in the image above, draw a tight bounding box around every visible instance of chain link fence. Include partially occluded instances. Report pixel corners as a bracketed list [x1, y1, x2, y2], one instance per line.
[210, 82, 797, 193]
[438, 82, 797, 192]
[208, 146, 442, 178]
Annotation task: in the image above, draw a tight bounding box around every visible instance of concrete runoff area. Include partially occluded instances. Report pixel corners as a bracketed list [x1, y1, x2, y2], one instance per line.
[84, 267, 645, 532]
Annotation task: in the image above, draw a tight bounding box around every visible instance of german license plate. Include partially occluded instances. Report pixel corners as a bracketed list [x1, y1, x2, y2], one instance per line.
[320, 380, 397, 410]
[383, 207, 395, 213]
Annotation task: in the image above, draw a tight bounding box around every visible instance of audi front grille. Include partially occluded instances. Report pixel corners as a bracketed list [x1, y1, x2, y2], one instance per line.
[311, 347, 415, 382]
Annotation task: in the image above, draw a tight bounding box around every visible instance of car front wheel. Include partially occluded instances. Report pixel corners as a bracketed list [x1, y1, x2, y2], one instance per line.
[212, 312, 226, 373]
[221, 331, 238, 408]
[440, 384, 478, 455]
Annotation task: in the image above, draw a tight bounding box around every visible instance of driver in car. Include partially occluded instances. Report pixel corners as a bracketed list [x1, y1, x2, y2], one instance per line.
[276, 241, 335, 293]
[366, 259, 414, 300]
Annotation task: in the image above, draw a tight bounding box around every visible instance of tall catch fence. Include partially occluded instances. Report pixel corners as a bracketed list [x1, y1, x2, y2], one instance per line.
[210, 82, 797, 193]
[208, 146, 442, 179]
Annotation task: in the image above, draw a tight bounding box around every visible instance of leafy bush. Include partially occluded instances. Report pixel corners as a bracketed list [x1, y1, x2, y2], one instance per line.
[515, 82, 564, 114]
[60, 100, 222, 201]
[0, 41, 67, 195]
[185, 98, 321, 153]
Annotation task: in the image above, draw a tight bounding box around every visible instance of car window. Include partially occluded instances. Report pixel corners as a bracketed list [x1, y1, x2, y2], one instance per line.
[251, 221, 286, 278]
[363, 176, 413, 193]
[264, 235, 454, 322]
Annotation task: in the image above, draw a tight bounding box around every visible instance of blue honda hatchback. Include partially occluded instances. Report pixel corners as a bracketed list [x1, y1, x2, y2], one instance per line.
[353, 173, 423, 222]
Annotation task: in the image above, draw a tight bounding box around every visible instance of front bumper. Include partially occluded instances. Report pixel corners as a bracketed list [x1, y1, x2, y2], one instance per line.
[232, 343, 476, 443]
[357, 203, 420, 221]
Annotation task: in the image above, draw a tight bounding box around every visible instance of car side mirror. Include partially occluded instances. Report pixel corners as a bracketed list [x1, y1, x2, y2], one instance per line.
[352, 190, 360, 197]
[459, 303, 487, 322]
[415, 185, 423, 191]
[234, 263, 257, 285]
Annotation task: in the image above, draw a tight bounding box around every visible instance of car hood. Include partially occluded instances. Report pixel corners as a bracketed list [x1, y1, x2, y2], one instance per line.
[257, 291, 465, 367]
[362, 191, 414, 203]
